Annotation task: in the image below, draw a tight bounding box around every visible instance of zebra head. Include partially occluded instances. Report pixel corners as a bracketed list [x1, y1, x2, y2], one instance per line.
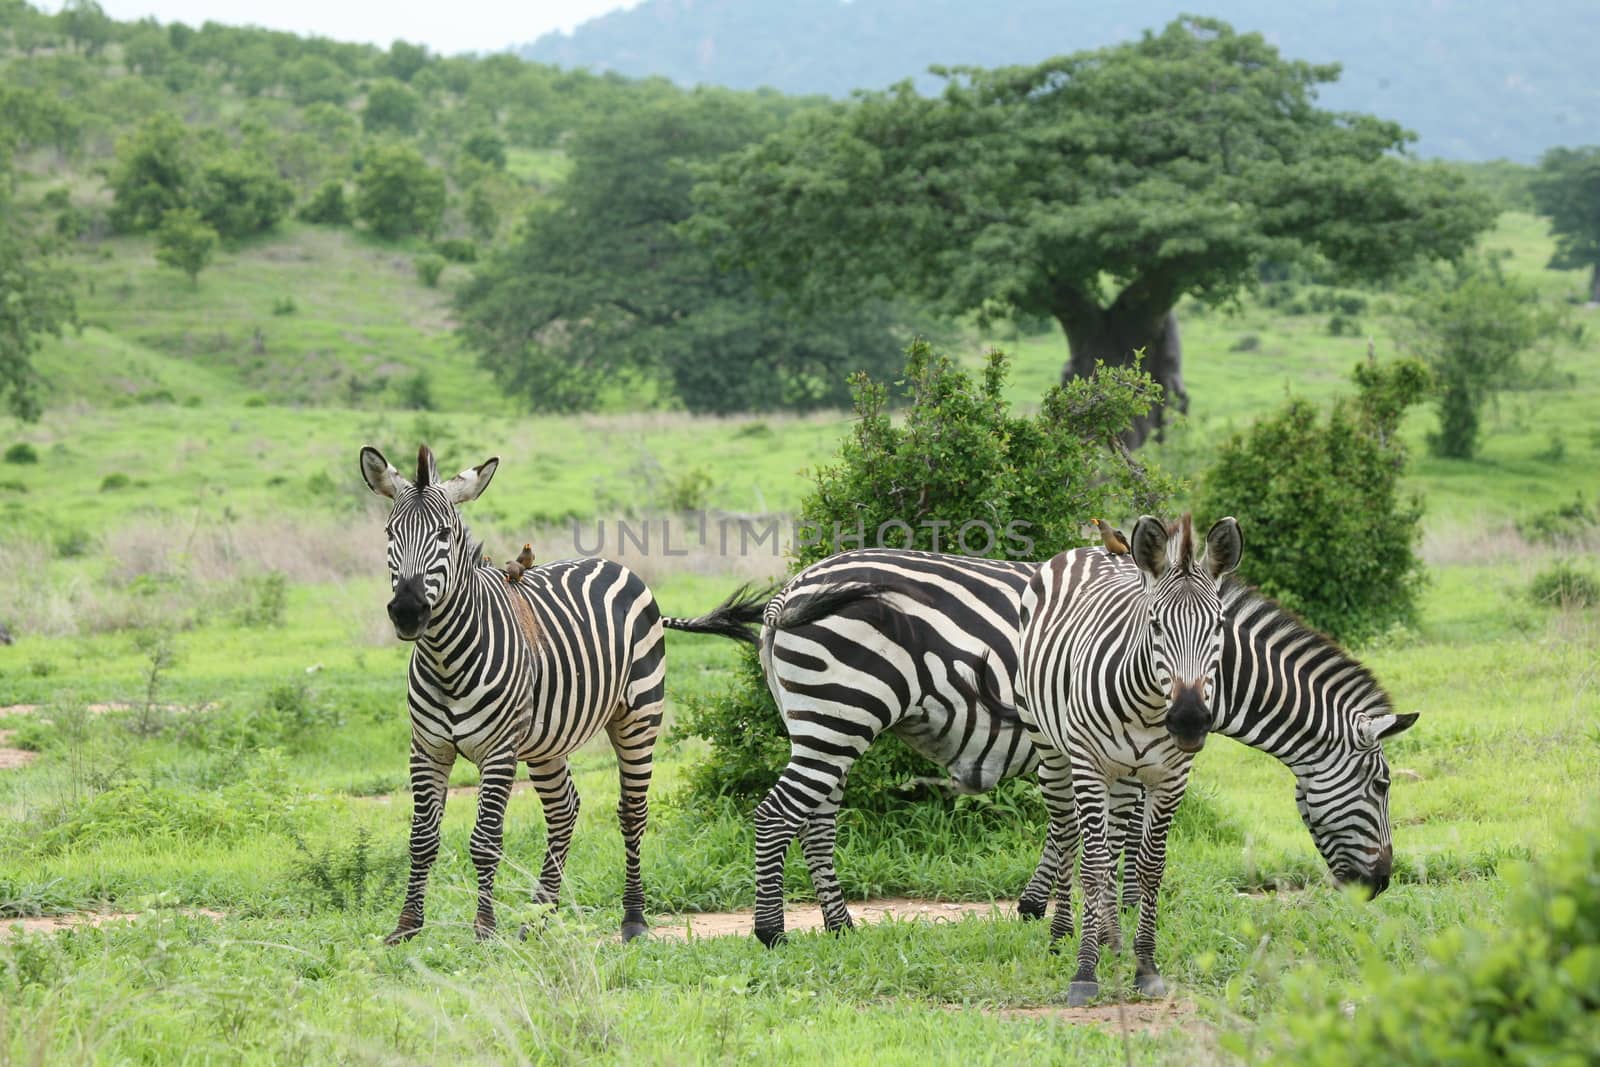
[1295, 710, 1418, 897]
[359, 444, 499, 641]
[1129, 514, 1244, 753]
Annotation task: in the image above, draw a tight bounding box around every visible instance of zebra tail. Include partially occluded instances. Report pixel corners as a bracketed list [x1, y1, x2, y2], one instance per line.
[948, 652, 1024, 724]
[660, 582, 775, 646]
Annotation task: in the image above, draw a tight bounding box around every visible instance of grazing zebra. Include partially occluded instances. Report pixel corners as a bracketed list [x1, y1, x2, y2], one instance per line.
[751, 545, 1417, 958]
[360, 444, 765, 943]
[1007, 515, 1242, 1005]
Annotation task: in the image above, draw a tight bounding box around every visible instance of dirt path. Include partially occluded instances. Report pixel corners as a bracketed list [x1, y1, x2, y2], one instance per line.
[965, 999, 1200, 1033]
[0, 909, 225, 941]
[0, 730, 36, 770]
[649, 897, 1018, 940]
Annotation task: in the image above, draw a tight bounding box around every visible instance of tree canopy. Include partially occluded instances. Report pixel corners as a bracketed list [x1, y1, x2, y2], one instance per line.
[455, 89, 908, 414]
[1531, 146, 1600, 303]
[692, 16, 1495, 445]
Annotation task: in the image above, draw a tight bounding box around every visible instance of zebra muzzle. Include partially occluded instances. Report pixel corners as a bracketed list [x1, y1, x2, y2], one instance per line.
[1164, 683, 1211, 753]
[387, 576, 431, 640]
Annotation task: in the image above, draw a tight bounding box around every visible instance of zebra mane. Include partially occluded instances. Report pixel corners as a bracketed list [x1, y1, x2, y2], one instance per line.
[1220, 575, 1393, 716]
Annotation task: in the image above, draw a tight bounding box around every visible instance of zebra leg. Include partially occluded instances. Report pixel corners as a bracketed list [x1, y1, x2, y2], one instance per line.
[469, 748, 520, 940]
[387, 740, 450, 945]
[753, 756, 847, 949]
[1131, 777, 1188, 998]
[798, 780, 853, 934]
[1067, 771, 1114, 1007]
[527, 758, 580, 909]
[607, 709, 660, 943]
[1108, 778, 1145, 915]
[1019, 752, 1076, 936]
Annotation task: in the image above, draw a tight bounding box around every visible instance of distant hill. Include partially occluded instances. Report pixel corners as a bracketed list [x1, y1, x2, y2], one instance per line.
[517, 0, 1599, 162]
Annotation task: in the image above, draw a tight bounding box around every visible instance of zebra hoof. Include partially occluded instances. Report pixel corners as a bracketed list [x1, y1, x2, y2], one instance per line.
[1017, 900, 1047, 921]
[383, 925, 421, 946]
[1067, 981, 1099, 1008]
[621, 920, 649, 942]
[1135, 972, 1167, 998]
[753, 925, 787, 949]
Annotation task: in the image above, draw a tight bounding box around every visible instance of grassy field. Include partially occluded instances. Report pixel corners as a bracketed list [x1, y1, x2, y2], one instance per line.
[0, 208, 1597, 1063]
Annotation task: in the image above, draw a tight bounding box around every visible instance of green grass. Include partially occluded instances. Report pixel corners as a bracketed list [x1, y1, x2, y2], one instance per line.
[0, 207, 1596, 1061]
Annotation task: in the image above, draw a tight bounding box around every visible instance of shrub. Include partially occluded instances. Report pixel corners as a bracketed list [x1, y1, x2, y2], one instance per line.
[99, 472, 129, 491]
[298, 180, 350, 226]
[1528, 560, 1600, 609]
[191, 153, 293, 239]
[414, 253, 446, 288]
[237, 572, 288, 628]
[153, 208, 217, 285]
[659, 467, 712, 513]
[4, 443, 39, 464]
[1197, 357, 1430, 645]
[271, 296, 297, 316]
[1229, 334, 1261, 352]
[1518, 496, 1597, 544]
[1257, 810, 1600, 1064]
[671, 340, 1174, 812]
[432, 237, 477, 263]
[396, 370, 434, 411]
[355, 142, 445, 240]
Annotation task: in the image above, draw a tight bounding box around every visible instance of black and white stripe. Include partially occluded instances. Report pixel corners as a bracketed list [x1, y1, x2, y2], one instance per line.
[751, 543, 1417, 957]
[360, 444, 762, 943]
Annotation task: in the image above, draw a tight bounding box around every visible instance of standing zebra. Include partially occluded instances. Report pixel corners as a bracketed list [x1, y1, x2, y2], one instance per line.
[1009, 515, 1241, 1005]
[752, 545, 1417, 958]
[360, 445, 764, 943]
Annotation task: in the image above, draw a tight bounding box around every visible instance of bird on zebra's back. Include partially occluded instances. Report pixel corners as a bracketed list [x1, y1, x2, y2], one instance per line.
[748, 541, 1416, 991]
[1091, 518, 1129, 555]
[359, 443, 768, 945]
[502, 543, 535, 583]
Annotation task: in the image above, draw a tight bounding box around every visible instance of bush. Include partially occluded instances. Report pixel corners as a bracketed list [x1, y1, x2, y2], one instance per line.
[271, 296, 297, 316]
[153, 208, 217, 284]
[1197, 357, 1430, 645]
[1258, 810, 1600, 1064]
[414, 253, 446, 287]
[671, 341, 1175, 812]
[355, 142, 446, 240]
[99, 472, 129, 491]
[4, 443, 39, 464]
[396, 371, 434, 411]
[298, 180, 350, 226]
[192, 153, 293, 239]
[1528, 560, 1600, 609]
[236, 572, 288, 628]
[1518, 496, 1597, 544]
[432, 237, 477, 263]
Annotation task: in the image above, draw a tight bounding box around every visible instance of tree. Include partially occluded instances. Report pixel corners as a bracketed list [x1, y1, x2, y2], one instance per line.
[354, 142, 446, 239]
[298, 179, 351, 225]
[362, 79, 422, 135]
[1197, 356, 1429, 644]
[1, 86, 78, 420]
[455, 89, 906, 414]
[692, 16, 1494, 446]
[385, 39, 430, 83]
[154, 208, 217, 285]
[192, 152, 294, 239]
[1397, 258, 1566, 459]
[461, 129, 507, 170]
[107, 113, 191, 233]
[1531, 146, 1600, 304]
[56, 0, 111, 55]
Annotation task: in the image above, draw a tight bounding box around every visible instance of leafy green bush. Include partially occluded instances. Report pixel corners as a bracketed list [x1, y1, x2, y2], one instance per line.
[1528, 560, 1600, 609]
[236, 572, 288, 628]
[1257, 810, 1600, 1065]
[154, 208, 217, 284]
[4, 443, 39, 464]
[298, 179, 351, 226]
[1519, 496, 1597, 544]
[98, 472, 129, 491]
[414, 253, 446, 288]
[191, 152, 293, 239]
[671, 341, 1173, 811]
[355, 142, 445, 240]
[1197, 357, 1430, 646]
[432, 237, 477, 263]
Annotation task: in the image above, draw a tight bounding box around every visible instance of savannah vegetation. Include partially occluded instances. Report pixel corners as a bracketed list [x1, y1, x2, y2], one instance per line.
[0, 2, 1597, 1063]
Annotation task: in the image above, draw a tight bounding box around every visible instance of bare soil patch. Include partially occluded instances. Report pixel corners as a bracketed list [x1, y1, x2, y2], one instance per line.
[0, 730, 36, 770]
[973, 998, 1200, 1034]
[0, 702, 211, 717]
[649, 897, 1018, 941]
[0, 909, 225, 941]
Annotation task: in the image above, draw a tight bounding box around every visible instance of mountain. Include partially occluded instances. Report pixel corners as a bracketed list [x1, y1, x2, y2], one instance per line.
[517, 0, 1599, 162]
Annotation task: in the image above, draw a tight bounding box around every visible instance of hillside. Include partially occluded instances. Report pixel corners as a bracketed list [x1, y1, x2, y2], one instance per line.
[518, 0, 1600, 162]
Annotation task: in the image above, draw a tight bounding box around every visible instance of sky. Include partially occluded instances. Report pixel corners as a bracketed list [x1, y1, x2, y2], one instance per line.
[37, 0, 641, 55]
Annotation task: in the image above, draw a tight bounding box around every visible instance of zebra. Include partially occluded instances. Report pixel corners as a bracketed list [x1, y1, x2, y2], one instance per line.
[1006, 514, 1241, 1005]
[751, 544, 1417, 958]
[359, 444, 766, 944]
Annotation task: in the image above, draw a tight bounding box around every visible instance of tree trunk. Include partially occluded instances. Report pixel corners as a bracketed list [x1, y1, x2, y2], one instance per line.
[1056, 306, 1187, 449]
[1589, 262, 1599, 306]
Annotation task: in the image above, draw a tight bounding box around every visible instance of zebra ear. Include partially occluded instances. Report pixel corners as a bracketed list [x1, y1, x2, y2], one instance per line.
[440, 457, 499, 505]
[359, 446, 407, 500]
[1129, 515, 1170, 580]
[1203, 517, 1243, 580]
[1371, 712, 1418, 742]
